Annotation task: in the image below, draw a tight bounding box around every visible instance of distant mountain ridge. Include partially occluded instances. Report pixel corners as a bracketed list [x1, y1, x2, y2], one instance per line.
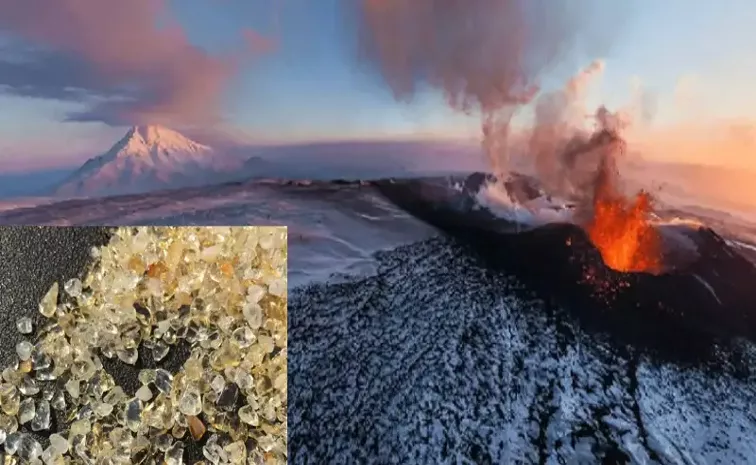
[54, 125, 244, 198]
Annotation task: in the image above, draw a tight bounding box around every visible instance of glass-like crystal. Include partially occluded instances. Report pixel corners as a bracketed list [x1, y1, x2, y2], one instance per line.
[210, 376, 225, 394]
[70, 358, 96, 381]
[38, 283, 58, 318]
[64, 379, 79, 399]
[5, 431, 22, 455]
[103, 386, 126, 405]
[48, 433, 69, 454]
[32, 352, 51, 371]
[93, 401, 114, 418]
[51, 390, 66, 411]
[0, 384, 20, 415]
[19, 376, 39, 396]
[63, 278, 82, 298]
[0, 414, 16, 445]
[178, 387, 201, 416]
[0, 227, 288, 464]
[18, 399, 34, 424]
[15, 318, 32, 335]
[152, 341, 170, 361]
[125, 398, 143, 432]
[217, 383, 239, 412]
[225, 441, 247, 464]
[15, 341, 32, 361]
[92, 372, 114, 397]
[154, 369, 173, 394]
[138, 369, 156, 386]
[116, 348, 138, 365]
[164, 441, 185, 465]
[30, 400, 50, 431]
[41, 445, 60, 465]
[242, 302, 263, 329]
[69, 419, 90, 437]
[135, 385, 152, 402]
[247, 284, 266, 303]
[238, 405, 259, 426]
[202, 434, 224, 464]
[234, 370, 253, 391]
[17, 434, 42, 461]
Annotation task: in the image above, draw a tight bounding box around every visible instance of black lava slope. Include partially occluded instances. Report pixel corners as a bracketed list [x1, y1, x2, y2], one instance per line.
[289, 176, 756, 465]
[375, 176, 756, 356]
[289, 236, 756, 464]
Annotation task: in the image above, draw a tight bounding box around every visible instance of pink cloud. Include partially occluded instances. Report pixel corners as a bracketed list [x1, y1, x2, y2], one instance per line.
[0, 0, 269, 127]
[243, 29, 278, 55]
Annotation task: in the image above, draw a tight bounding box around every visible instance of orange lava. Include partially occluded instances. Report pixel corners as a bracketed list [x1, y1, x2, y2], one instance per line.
[586, 181, 662, 274]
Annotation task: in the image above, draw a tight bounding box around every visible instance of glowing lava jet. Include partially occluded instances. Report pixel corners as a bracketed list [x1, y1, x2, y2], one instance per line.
[583, 150, 662, 274]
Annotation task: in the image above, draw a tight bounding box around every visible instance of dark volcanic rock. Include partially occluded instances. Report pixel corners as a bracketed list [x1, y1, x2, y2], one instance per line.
[288, 235, 756, 464]
[287, 174, 756, 464]
[374, 176, 756, 356]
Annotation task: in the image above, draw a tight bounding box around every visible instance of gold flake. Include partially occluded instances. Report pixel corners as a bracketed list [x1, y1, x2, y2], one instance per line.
[186, 415, 206, 441]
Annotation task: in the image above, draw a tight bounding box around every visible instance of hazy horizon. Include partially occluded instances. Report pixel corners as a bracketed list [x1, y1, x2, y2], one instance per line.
[1, 132, 754, 219]
[0, 0, 754, 175]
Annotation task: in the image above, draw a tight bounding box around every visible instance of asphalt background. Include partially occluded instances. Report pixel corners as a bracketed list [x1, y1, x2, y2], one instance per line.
[0, 226, 207, 462]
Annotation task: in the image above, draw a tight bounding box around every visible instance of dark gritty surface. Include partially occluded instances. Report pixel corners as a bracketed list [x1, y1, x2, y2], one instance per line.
[288, 236, 756, 465]
[0, 226, 113, 372]
[0, 227, 204, 463]
[288, 176, 756, 464]
[0, 227, 112, 452]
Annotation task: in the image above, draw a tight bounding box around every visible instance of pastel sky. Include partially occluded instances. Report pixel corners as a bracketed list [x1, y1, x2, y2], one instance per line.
[0, 0, 755, 171]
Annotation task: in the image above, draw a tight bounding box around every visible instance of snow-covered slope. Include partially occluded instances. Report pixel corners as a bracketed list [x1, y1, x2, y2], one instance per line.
[289, 236, 756, 464]
[55, 125, 243, 198]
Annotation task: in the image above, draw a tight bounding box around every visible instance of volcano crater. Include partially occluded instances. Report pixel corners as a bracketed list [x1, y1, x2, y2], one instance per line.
[375, 173, 756, 361]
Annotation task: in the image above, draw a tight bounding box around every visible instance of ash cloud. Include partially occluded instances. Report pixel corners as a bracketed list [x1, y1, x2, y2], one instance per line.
[529, 61, 615, 199]
[351, 0, 624, 180]
[0, 0, 271, 127]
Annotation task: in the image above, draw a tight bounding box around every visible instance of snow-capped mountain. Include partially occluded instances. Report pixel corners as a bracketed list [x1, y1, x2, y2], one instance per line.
[55, 125, 244, 197]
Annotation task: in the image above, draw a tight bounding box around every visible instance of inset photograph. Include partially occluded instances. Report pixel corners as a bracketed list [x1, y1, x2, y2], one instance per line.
[0, 226, 287, 464]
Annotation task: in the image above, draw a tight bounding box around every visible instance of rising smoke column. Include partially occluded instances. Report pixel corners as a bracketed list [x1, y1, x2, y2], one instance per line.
[352, 2, 661, 272]
[526, 68, 662, 273]
[528, 60, 607, 198]
[350, 0, 612, 178]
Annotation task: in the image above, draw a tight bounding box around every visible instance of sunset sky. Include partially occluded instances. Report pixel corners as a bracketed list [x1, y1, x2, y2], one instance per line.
[0, 0, 754, 171]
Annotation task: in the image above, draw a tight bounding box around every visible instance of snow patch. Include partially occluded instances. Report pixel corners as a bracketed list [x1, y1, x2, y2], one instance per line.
[475, 180, 575, 227]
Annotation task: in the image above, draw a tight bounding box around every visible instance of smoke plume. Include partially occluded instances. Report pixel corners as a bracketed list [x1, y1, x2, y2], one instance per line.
[351, 0, 619, 179]
[528, 60, 607, 197]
